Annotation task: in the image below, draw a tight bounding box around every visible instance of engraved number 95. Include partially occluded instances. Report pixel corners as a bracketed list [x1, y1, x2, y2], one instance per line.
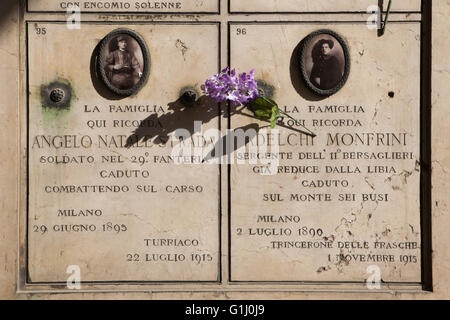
[35, 27, 47, 35]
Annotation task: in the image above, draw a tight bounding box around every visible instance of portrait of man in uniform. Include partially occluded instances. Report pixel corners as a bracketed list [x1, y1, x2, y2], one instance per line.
[302, 32, 347, 94]
[103, 34, 144, 91]
[309, 39, 342, 90]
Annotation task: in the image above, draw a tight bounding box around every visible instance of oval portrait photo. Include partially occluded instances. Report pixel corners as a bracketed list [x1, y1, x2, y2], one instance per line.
[300, 29, 350, 96]
[98, 28, 150, 96]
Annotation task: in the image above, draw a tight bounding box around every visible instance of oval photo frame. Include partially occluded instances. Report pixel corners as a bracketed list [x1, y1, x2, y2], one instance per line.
[98, 28, 150, 97]
[300, 29, 350, 97]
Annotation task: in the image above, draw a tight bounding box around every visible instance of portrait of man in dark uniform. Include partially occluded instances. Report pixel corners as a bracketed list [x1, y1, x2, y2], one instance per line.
[309, 38, 343, 90]
[104, 35, 143, 90]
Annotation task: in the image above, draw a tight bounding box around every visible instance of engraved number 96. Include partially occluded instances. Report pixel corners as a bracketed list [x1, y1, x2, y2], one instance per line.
[236, 28, 247, 35]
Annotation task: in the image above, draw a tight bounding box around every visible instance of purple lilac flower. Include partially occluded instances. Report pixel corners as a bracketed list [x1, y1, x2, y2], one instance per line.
[201, 67, 259, 106]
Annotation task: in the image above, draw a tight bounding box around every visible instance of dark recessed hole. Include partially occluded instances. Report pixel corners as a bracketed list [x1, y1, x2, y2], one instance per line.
[388, 91, 395, 98]
[179, 89, 197, 107]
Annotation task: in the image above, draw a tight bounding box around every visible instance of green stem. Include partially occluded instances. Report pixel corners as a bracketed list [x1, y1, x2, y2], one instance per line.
[246, 97, 316, 137]
[278, 109, 316, 137]
[260, 96, 276, 106]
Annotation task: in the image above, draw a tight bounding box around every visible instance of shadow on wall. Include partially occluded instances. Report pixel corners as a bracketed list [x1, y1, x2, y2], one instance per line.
[90, 41, 126, 101]
[0, 0, 19, 25]
[123, 88, 281, 160]
[289, 37, 326, 102]
[124, 94, 314, 163]
[124, 95, 224, 148]
[124, 95, 265, 163]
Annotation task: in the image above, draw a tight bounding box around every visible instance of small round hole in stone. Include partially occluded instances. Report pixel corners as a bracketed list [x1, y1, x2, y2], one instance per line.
[179, 89, 197, 107]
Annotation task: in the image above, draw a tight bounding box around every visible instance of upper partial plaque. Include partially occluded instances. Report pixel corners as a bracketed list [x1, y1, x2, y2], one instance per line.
[230, 0, 421, 13]
[28, 0, 219, 13]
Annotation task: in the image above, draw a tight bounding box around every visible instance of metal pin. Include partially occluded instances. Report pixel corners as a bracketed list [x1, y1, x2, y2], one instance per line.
[379, 0, 392, 36]
[49, 88, 65, 103]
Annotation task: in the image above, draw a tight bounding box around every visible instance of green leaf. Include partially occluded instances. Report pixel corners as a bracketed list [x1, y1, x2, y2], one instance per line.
[248, 98, 273, 117]
[253, 108, 271, 118]
[246, 97, 281, 128]
[270, 105, 279, 129]
[247, 97, 279, 122]
[246, 97, 316, 135]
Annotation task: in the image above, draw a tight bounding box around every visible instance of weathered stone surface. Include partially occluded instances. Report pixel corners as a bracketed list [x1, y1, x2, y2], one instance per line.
[230, 0, 421, 13]
[1, 0, 449, 299]
[27, 23, 220, 282]
[229, 23, 421, 282]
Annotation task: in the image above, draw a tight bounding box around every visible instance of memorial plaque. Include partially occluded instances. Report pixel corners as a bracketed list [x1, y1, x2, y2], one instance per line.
[27, 22, 221, 282]
[27, 0, 219, 13]
[230, 0, 421, 13]
[8, 0, 435, 297]
[229, 23, 422, 282]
